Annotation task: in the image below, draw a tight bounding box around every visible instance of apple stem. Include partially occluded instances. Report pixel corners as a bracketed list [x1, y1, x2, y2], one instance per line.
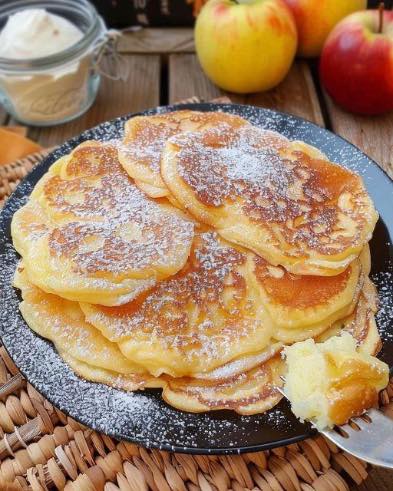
[379, 2, 384, 33]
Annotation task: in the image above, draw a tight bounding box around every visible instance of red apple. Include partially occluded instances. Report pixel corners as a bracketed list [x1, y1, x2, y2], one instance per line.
[320, 7, 393, 115]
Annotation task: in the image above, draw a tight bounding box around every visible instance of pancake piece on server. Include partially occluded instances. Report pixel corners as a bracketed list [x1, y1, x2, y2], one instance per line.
[11, 141, 194, 306]
[283, 279, 386, 430]
[161, 124, 378, 276]
[81, 231, 274, 378]
[118, 110, 249, 199]
[253, 246, 370, 343]
[283, 331, 388, 430]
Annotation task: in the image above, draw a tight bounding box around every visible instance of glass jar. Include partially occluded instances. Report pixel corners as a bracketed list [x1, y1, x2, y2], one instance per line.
[0, 0, 107, 126]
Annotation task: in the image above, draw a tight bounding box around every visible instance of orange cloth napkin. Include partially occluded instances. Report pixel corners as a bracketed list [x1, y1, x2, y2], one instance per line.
[0, 127, 41, 166]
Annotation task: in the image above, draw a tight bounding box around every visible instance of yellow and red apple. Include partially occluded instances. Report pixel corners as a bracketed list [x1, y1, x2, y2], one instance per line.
[283, 0, 367, 57]
[195, 0, 297, 93]
[320, 8, 393, 115]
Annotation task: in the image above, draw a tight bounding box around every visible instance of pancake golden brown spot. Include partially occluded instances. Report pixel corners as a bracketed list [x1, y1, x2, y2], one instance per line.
[81, 231, 274, 377]
[12, 141, 194, 305]
[161, 124, 378, 276]
[118, 110, 249, 198]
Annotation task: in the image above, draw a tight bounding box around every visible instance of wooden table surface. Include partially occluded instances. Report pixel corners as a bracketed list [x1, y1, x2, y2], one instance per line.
[1, 28, 392, 491]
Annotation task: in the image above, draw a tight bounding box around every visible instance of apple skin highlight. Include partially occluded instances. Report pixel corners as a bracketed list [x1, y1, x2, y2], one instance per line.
[320, 10, 393, 115]
[195, 0, 297, 94]
[283, 0, 367, 57]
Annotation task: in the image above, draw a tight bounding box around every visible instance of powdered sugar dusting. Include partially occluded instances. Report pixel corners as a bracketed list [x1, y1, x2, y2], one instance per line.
[84, 231, 267, 371]
[172, 124, 291, 209]
[119, 109, 248, 177]
[18, 142, 194, 287]
[169, 121, 376, 257]
[373, 268, 393, 343]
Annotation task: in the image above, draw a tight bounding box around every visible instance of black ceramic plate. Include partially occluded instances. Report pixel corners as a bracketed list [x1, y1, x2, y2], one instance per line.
[0, 103, 392, 455]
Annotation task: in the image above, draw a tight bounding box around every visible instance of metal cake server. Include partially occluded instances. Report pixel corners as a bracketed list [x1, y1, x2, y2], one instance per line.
[277, 386, 393, 469]
[321, 409, 393, 469]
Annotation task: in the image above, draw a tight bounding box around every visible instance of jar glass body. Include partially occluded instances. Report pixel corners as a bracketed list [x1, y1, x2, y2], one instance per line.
[0, 0, 107, 126]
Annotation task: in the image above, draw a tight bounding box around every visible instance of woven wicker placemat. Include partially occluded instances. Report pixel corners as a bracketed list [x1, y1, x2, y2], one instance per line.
[1, 104, 393, 491]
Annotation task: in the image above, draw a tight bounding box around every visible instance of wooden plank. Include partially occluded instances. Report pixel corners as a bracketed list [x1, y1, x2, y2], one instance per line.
[247, 62, 324, 126]
[119, 28, 194, 54]
[28, 54, 160, 147]
[169, 54, 224, 103]
[169, 54, 324, 126]
[326, 96, 393, 178]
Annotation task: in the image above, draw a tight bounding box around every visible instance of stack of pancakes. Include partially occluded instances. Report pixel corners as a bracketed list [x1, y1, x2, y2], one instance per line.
[11, 110, 380, 415]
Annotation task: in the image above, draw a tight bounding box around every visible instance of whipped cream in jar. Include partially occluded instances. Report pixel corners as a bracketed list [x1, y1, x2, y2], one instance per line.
[0, 0, 108, 126]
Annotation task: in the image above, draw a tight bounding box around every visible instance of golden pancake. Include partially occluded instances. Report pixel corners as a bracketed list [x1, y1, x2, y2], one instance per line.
[60, 351, 163, 391]
[12, 141, 194, 306]
[14, 264, 285, 416]
[81, 231, 274, 377]
[61, 351, 283, 415]
[33, 141, 195, 254]
[162, 355, 284, 415]
[316, 277, 380, 356]
[118, 110, 249, 198]
[252, 247, 369, 343]
[161, 124, 378, 276]
[12, 200, 158, 306]
[13, 265, 146, 375]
